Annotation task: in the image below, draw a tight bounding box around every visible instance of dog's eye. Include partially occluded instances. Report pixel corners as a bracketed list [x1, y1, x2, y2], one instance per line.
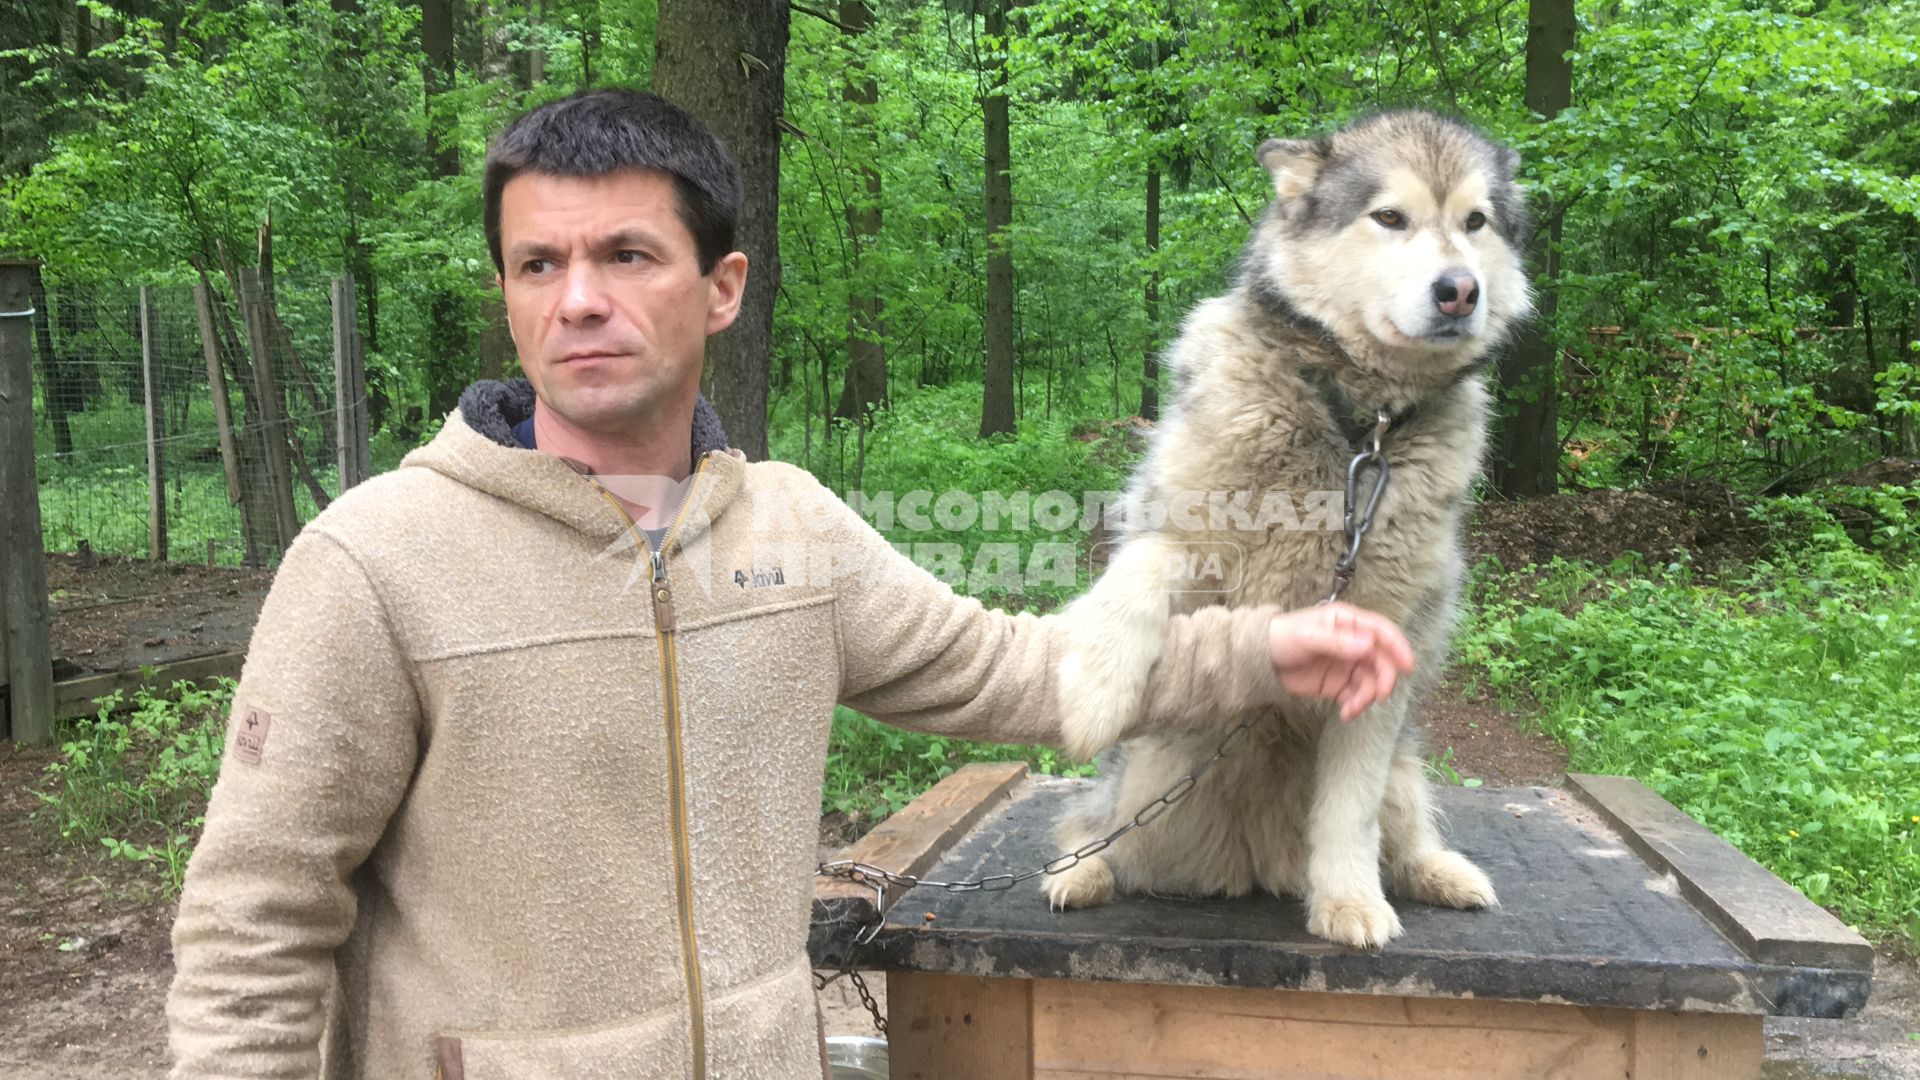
[1465, 211, 1488, 232]
[1370, 209, 1407, 230]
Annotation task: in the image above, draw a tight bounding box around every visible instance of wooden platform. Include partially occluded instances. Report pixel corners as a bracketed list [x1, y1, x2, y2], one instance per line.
[810, 764, 1872, 1080]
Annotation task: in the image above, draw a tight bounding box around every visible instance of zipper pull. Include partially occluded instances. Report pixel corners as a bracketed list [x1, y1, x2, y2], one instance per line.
[650, 547, 675, 632]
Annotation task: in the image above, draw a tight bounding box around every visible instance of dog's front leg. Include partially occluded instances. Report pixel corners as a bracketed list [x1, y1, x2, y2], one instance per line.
[1303, 701, 1406, 948]
[1054, 534, 1178, 761]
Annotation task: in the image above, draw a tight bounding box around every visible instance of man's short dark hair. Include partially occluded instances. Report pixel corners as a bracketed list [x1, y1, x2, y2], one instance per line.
[483, 89, 742, 276]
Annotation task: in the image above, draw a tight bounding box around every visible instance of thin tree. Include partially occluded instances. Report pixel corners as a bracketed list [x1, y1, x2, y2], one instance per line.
[833, 0, 888, 423]
[979, 0, 1016, 437]
[653, 0, 791, 460]
[1492, 0, 1574, 497]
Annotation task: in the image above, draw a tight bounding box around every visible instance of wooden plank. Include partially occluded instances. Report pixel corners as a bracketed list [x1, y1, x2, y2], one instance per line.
[192, 280, 243, 508]
[139, 285, 168, 562]
[54, 651, 247, 721]
[332, 276, 363, 491]
[0, 258, 54, 744]
[1628, 1011, 1763, 1079]
[1033, 979, 1648, 1080]
[349, 284, 370, 484]
[887, 971, 1032, 1080]
[1569, 773, 1872, 969]
[236, 268, 300, 550]
[816, 761, 1029, 917]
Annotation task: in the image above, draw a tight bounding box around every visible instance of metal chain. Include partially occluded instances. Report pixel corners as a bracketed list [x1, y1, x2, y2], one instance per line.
[812, 965, 889, 1036]
[814, 407, 1397, 1036]
[1323, 410, 1394, 605]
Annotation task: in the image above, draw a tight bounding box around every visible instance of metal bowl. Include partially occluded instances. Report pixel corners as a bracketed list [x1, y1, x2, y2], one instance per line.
[825, 1035, 890, 1079]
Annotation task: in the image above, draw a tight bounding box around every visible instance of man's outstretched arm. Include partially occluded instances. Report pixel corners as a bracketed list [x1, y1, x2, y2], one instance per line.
[818, 481, 1410, 750]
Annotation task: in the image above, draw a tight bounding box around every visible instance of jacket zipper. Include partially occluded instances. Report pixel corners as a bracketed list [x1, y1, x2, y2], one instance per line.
[589, 458, 711, 1080]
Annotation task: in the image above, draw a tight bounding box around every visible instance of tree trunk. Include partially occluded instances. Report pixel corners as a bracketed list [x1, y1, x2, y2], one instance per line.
[652, 0, 790, 460]
[1491, 0, 1573, 498]
[1142, 163, 1161, 422]
[421, 0, 472, 421]
[528, 0, 547, 85]
[833, 0, 887, 423]
[979, 0, 1016, 438]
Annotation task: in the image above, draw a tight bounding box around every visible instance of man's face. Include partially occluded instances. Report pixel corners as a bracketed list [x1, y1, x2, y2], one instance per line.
[497, 168, 745, 434]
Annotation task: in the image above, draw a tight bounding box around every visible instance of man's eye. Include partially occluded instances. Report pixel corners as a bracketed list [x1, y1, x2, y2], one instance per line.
[614, 250, 649, 264]
[1465, 211, 1488, 232]
[523, 259, 551, 275]
[1370, 209, 1407, 230]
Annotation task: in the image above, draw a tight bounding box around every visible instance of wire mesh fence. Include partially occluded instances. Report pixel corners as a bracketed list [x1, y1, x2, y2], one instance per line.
[28, 270, 370, 568]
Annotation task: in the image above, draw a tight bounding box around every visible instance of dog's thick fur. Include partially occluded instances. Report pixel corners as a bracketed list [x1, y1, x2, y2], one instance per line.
[1046, 112, 1532, 948]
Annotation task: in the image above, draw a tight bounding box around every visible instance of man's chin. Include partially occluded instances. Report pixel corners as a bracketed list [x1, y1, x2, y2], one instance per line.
[545, 386, 676, 433]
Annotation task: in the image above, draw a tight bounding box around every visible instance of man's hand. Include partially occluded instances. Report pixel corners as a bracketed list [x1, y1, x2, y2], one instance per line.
[1268, 603, 1416, 721]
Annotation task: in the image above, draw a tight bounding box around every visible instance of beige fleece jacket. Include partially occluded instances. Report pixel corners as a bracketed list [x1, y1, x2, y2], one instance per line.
[166, 403, 1288, 1080]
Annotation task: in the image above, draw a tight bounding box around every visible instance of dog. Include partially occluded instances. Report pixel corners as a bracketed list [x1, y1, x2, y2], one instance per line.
[1044, 111, 1532, 948]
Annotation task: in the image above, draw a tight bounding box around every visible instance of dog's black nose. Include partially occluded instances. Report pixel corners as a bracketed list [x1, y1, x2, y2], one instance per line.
[1431, 269, 1480, 318]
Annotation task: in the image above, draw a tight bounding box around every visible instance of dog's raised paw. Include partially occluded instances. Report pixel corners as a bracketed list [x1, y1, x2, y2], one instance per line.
[1042, 855, 1115, 911]
[1401, 850, 1497, 909]
[1056, 638, 1158, 760]
[1306, 893, 1404, 948]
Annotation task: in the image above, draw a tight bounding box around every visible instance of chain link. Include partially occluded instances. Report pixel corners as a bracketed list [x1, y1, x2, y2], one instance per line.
[815, 407, 1398, 1036]
[1323, 409, 1394, 606]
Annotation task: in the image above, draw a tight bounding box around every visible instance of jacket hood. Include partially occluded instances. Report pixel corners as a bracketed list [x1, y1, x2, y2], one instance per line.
[400, 378, 744, 546]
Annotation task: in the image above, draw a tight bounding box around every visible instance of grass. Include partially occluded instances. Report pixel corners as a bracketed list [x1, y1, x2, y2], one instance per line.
[37, 677, 233, 897]
[34, 394, 411, 566]
[1458, 500, 1920, 946]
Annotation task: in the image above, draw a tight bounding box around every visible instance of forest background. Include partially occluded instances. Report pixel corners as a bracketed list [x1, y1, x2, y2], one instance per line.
[2, 0, 1918, 949]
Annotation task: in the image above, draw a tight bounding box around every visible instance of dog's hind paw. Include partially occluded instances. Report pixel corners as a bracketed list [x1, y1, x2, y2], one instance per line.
[1400, 850, 1497, 910]
[1306, 893, 1404, 948]
[1042, 855, 1116, 911]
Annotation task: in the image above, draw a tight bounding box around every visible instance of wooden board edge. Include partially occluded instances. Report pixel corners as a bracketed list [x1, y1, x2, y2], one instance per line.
[54, 650, 247, 721]
[1567, 773, 1872, 971]
[815, 760, 1030, 915]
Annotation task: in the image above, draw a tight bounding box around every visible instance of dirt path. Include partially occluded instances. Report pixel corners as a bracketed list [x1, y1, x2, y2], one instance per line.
[0, 745, 173, 1080]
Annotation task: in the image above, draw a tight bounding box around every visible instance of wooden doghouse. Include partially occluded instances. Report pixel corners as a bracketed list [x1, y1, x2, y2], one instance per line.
[811, 764, 1872, 1080]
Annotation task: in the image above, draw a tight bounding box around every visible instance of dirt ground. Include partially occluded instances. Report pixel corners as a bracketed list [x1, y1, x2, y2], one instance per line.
[44, 552, 271, 679]
[6, 483, 1918, 1076]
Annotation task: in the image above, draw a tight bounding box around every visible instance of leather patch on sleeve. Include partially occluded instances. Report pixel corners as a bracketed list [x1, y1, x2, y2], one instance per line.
[233, 706, 272, 765]
[435, 1035, 465, 1080]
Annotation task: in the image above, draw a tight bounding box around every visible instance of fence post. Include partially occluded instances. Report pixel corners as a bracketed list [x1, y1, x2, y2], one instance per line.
[0, 258, 54, 745]
[332, 275, 369, 491]
[236, 267, 300, 550]
[139, 285, 169, 562]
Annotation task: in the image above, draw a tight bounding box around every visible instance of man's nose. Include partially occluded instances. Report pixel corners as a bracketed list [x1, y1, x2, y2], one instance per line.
[1431, 268, 1480, 318]
[558, 263, 612, 324]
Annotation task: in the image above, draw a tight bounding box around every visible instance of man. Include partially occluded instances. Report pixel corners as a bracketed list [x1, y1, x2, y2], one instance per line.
[167, 89, 1414, 1079]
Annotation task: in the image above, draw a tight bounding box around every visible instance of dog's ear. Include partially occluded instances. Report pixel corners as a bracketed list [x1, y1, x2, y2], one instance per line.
[1494, 144, 1522, 180]
[1257, 138, 1326, 201]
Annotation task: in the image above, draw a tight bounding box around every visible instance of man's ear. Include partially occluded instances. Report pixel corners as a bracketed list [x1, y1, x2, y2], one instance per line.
[705, 251, 749, 336]
[1257, 137, 1327, 201]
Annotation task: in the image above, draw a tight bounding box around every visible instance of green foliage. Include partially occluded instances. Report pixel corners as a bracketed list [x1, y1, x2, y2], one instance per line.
[39, 678, 235, 897]
[823, 706, 1095, 825]
[1460, 508, 1920, 943]
[774, 382, 1135, 610]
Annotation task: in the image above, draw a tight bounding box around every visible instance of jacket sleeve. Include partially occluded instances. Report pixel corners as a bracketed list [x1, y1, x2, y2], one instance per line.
[168, 529, 421, 1080]
[824, 490, 1284, 746]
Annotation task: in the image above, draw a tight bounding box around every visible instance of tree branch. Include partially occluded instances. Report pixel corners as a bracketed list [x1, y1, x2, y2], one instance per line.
[791, 1, 859, 33]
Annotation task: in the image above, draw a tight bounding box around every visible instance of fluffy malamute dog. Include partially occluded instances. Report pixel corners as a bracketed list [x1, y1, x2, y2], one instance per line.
[1046, 111, 1532, 947]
